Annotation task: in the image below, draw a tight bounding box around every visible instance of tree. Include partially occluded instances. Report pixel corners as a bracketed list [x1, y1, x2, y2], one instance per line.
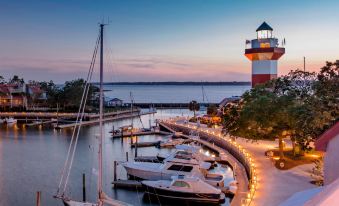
[40, 80, 61, 107]
[223, 61, 339, 162]
[0, 76, 6, 84]
[188, 100, 200, 117]
[9, 75, 24, 84]
[207, 104, 218, 116]
[59, 79, 99, 111]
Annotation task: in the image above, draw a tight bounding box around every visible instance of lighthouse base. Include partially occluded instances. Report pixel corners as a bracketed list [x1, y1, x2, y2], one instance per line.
[252, 74, 277, 87]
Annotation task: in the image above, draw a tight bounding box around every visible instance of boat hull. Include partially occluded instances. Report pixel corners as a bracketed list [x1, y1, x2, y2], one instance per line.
[142, 183, 225, 204]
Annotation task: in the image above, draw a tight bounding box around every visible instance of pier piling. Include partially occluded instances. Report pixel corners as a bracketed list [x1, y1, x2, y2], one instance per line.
[126, 152, 129, 161]
[36, 191, 41, 206]
[114, 161, 117, 182]
[82, 173, 86, 202]
[134, 136, 138, 158]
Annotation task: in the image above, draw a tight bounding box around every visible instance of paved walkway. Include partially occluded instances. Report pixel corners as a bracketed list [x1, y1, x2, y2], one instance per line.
[163, 117, 317, 206]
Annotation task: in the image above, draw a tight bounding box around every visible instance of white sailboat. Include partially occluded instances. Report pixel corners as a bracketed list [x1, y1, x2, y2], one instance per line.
[54, 24, 130, 206]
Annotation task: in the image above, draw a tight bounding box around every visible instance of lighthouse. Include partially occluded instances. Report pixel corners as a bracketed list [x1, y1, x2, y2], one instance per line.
[245, 22, 285, 87]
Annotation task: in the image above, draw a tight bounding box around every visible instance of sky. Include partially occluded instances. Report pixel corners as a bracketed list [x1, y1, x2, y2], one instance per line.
[0, 0, 338, 83]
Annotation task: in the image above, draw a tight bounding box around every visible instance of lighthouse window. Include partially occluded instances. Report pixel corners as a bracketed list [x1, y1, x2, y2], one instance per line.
[257, 30, 272, 39]
[260, 43, 270, 48]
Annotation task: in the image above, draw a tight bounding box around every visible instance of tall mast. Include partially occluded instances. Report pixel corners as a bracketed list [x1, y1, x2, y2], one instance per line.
[98, 23, 104, 199]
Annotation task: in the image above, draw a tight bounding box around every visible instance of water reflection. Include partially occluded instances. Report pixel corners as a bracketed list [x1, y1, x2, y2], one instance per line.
[0, 109, 233, 206]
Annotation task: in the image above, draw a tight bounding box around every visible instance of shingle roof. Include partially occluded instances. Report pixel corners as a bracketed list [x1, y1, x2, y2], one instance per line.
[256, 22, 273, 32]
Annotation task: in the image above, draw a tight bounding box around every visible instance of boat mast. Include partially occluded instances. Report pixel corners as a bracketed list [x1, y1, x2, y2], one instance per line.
[98, 23, 105, 200]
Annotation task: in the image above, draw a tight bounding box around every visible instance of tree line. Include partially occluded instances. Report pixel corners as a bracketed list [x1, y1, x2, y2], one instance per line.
[0, 75, 99, 112]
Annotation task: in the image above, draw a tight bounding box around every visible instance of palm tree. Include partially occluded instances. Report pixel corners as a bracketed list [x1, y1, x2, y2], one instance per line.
[189, 100, 200, 117]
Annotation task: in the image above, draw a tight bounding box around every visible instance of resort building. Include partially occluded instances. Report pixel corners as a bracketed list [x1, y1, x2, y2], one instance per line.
[0, 83, 46, 111]
[0, 83, 27, 110]
[245, 22, 285, 87]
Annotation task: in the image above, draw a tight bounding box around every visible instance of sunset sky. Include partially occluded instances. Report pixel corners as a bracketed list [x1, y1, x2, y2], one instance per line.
[0, 0, 338, 83]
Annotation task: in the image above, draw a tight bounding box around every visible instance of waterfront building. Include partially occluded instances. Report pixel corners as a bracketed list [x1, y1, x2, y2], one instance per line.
[0, 83, 46, 111]
[245, 22, 285, 87]
[0, 84, 27, 110]
[105, 98, 123, 107]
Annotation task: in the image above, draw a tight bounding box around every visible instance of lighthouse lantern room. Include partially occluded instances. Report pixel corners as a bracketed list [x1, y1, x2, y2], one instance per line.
[245, 22, 285, 87]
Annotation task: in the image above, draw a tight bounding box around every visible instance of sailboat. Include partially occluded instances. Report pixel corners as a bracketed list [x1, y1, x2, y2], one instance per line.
[200, 83, 207, 112]
[54, 24, 130, 206]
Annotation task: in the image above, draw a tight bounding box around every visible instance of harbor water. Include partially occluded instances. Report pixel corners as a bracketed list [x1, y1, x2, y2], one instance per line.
[0, 109, 234, 206]
[103, 84, 250, 103]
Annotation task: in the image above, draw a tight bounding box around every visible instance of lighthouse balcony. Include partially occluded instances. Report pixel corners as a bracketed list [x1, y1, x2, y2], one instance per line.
[245, 47, 285, 61]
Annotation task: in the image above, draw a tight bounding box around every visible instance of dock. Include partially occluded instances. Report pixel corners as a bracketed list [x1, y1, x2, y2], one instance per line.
[131, 141, 161, 148]
[55, 111, 155, 129]
[25, 120, 56, 127]
[112, 180, 143, 189]
[112, 130, 171, 138]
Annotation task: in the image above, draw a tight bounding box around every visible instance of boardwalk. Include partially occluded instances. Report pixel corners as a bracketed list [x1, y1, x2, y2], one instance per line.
[161, 118, 316, 206]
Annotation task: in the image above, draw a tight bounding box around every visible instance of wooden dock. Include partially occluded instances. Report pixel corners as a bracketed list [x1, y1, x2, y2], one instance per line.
[112, 130, 171, 138]
[25, 120, 56, 127]
[55, 111, 155, 129]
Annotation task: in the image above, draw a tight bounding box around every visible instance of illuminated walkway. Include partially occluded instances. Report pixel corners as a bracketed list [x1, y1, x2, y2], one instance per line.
[163, 117, 317, 206]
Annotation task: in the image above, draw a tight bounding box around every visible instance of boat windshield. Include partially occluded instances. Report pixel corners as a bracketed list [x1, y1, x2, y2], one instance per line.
[172, 181, 190, 188]
[167, 164, 193, 172]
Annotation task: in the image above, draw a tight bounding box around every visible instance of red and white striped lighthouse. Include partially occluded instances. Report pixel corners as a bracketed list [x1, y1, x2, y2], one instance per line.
[245, 22, 285, 87]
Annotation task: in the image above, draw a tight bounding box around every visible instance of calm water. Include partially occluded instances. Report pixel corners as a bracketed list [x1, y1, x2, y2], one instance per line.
[104, 85, 250, 103]
[0, 109, 234, 206]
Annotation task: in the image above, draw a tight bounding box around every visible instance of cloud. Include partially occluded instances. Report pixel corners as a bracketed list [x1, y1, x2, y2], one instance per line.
[0, 56, 252, 83]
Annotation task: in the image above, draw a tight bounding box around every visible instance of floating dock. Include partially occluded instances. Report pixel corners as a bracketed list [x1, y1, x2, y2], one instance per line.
[131, 141, 161, 148]
[112, 130, 171, 138]
[112, 180, 143, 189]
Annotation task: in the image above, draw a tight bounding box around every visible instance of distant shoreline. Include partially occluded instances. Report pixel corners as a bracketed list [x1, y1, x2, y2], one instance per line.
[93, 81, 251, 86]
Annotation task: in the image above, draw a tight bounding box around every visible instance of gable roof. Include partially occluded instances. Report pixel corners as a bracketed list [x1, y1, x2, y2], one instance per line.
[315, 122, 339, 151]
[256, 22, 273, 31]
[108, 98, 122, 102]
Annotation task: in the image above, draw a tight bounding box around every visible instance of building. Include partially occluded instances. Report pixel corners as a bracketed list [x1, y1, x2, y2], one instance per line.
[315, 122, 339, 185]
[0, 83, 47, 110]
[0, 84, 27, 110]
[105, 98, 123, 107]
[245, 22, 285, 87]
[26, 84, 47, 107]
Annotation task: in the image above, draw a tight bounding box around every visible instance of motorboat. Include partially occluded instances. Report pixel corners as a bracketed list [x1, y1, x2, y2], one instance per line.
[5, 117, 17, 124]
[159, 138, 186, 148]
[122, 147, 225, 187]
[227, 180, 238, 194]
[0, 118, 4, 124]
[142, 175, 225, 204]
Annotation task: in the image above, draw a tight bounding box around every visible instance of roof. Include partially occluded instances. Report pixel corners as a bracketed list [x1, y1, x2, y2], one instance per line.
[315, 122, 339, 151]
[256, 22, 273, 31]
[108, 98, 123, 102]
[0, 85, 10, 94]
[27, 84, 43, 94]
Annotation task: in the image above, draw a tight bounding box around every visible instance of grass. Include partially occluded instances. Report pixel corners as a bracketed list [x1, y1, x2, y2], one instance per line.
[267, 149, 323, 170]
